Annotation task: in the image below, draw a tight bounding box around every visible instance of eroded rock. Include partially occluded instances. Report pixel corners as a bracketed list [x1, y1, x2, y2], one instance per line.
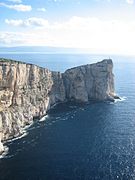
[0, 58, 116, 154]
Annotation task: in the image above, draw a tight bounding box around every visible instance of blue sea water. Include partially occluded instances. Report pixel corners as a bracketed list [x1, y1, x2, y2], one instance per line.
[0, 53, 135, 180]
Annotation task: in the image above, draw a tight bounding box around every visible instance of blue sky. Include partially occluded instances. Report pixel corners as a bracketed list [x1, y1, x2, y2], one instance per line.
[0, 0, 135, 54]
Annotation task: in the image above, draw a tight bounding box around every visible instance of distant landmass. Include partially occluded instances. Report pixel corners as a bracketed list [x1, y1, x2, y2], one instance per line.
[0, 46, 93, 53]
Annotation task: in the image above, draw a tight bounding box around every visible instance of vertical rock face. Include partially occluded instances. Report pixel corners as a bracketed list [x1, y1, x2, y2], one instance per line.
[0, 58, 116, 154]
[63, 59, 115, 102]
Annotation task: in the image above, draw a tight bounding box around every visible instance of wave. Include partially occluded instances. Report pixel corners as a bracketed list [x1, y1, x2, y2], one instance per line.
[6, 132, 29, 143]
[39, 115, 48, 122]
[114, 96, 127, 103]
[109, 96, 127, 104]
[0, 146, 9, 159]
[69, 106, 77, 109]
[22, 122, 33, 130]
[6, 123, 33, 143]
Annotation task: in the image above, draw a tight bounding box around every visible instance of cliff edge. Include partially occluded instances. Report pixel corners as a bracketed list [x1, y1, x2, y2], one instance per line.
[0, 58, 116, 154]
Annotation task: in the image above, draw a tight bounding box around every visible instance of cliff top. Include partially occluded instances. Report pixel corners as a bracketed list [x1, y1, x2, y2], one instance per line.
[0, 58, 26, 64]
[64, 59, 113, 72]
[0, 58, 113, 74]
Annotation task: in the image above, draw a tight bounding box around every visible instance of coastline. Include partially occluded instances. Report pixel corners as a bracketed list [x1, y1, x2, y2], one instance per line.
[0, 58, 117, 155]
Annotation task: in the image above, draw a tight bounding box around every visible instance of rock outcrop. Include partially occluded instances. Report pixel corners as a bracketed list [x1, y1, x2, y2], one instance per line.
[0, 58, 116, 154]
[63, 59, 115, 102]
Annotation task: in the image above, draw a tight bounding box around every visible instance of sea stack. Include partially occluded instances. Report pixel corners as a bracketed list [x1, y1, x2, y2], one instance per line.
[0, 58, 116, 154]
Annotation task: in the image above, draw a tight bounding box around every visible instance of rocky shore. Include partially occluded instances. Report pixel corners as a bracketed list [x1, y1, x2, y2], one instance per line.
[0, 58, 117, 154]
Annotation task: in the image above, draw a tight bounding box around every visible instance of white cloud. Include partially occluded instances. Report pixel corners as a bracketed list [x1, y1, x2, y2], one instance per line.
[5, 17, 49, 27]
[2, 16, 135, 55]
[37, 8, 46, 12]
[0, 32, 25, 45]
[0, 31, 50, 46]
[126, 0, 134, 4]
[0, 2, 32, 11]
[7, 0, 22, 3]
[5, 19, 24, 26]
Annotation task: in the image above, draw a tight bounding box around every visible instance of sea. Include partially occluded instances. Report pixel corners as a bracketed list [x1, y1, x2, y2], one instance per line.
[0, 53, 135, 180]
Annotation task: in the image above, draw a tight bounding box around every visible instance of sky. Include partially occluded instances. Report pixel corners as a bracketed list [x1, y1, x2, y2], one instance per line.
[0, 0, 135, 55]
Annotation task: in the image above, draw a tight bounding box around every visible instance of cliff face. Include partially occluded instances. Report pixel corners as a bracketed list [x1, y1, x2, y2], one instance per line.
[0, 59, 115, 154]
[63, 59, 114, 102]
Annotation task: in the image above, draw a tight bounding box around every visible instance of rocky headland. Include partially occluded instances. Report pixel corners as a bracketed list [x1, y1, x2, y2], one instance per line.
[0, 58, 117, 155]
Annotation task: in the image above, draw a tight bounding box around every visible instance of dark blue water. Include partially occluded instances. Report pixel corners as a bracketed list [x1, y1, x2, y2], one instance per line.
[0, 54, 135, 180]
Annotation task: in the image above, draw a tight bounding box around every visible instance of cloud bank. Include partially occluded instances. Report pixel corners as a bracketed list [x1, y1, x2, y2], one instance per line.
[2, 16, 135, 55]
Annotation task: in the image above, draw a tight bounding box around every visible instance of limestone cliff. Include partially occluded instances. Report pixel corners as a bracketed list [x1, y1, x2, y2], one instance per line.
[63, 59, 115, 102]
[0, 58, 116, 154]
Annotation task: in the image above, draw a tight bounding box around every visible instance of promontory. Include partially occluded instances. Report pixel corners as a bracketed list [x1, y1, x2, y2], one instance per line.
[0, 58, 117, 154]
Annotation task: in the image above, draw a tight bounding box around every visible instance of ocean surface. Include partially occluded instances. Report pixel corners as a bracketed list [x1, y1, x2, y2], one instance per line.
[0, 53, 135, 180]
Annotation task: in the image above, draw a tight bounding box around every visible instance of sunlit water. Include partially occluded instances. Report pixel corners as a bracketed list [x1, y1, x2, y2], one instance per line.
[0, 54, 135, 180]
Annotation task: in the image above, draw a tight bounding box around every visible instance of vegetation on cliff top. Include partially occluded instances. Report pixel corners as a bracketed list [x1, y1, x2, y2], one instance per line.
[0, 58, 27, 64]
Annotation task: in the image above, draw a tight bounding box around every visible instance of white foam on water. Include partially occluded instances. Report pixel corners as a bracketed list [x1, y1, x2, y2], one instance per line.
[6, 131, 28, 143]
[4, 154, 15, 159]
[52, 120, 56, 123]
[56, 117, 61, 120]
[61, 117, 68, 121]
[39, 115, 48, 122]
[28, 126, 36, 131]
[22, 123, 33, 130]
[0, 146, 9, 159]
[114, 96, 127, 103]
[109, 96, 127, 104]
[69, 106, 77, 109]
